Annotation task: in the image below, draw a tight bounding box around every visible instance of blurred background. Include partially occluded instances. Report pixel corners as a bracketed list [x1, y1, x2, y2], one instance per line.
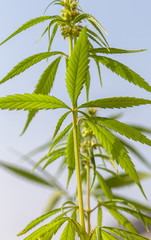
[0, 0, 151, 239]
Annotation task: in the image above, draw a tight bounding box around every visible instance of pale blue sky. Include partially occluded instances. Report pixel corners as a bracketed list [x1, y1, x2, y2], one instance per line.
[0, 1, 151, 239]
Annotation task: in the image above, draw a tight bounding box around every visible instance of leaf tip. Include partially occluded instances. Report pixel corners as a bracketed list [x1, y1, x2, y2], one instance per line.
[17, 230, 25, 236]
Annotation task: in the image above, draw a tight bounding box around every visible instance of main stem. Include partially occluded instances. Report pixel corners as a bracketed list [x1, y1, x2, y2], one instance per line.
[69, 36, 86, 238]
[87, 156, 90, 234]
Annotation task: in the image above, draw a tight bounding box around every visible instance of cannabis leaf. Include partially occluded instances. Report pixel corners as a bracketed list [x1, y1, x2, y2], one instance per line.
[0, 52, 64, 84]
[66, 27, 89, 106]
[0, 16, 58, 45]
[96, 56, 151, 93]
[78, 97, 151, 109]
[0, 94, 70, 110]
[21, 56, 62, 134]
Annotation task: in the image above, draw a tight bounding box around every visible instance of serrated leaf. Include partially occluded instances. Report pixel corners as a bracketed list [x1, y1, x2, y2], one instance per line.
[87, 33, 103, 48]
[0, 93, 70, 111]
[87, 15, 108, 35]
[0, 16, 58, 45]
[21, 56, 62, 135]
[52, 111, 71, 140]
[130, 125, 151, 134]
[0, 161, 52, 188]
[21, 110, 38, 135]
[90, 48, 147, 55]
[87, 28, 108, 48]
[78, 97, 151, 109]
[23, 217, 68, 240]
[73, 13, 91, 24]
[104, 203, 151, 229]
[43, 151, 65, 169]
[0, 52, 64, 85]
[102, 227, 149, 240]
[109, 209, 137, 233]
[101, 230, 119, 240]
[98, 206, 102, 226]
[89, 229, 96, 240]
[48, 23, 58, 52]
[85, 71, 90, 102]
[32, 147, 65, 172]
[96, 172, 113, 199]
[94, 57, 102, 87]
[97, 56, 151, 93]
[96, 226, 102, 240]
[35, 56, 62, 94]
[86, 121, 146, 197]
[59, 221, 75, 240]
[106, 172, 151, 189]
[121, 139, 151, 169]
[93, 117, 151, 147]
[66, 129, 75, 187]
[88, 19, 109, 47]
[90, 149, 96, 190]
[48, 123, 73, 154]
[18, 208, 61, 236]
[66, 27, 89, 106]
[113, 194, 151, 212]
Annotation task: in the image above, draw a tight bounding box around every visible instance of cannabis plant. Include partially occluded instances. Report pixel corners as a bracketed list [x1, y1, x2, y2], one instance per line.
[1, 0, 151, 239]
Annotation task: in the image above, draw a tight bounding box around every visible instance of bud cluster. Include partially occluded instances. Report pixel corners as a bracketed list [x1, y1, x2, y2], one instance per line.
[80, 108, 98, 153]
[59, 0, 82, 39]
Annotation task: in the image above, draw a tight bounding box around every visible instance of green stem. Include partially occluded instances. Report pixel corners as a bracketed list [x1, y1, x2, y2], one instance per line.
[87, 157, 91, 234]
[69, 36, 73, 56]
[72, 110, 86, 237]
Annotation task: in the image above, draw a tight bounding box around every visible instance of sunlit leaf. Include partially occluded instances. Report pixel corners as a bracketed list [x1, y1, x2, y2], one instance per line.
[48, 123, 72, 154]
[106, 172, 151, 189]
[86, 120, 146, 197]
[90, 48, 147, 55]
[17, 208, 61, 236]
[102, 227, 149, 240]
[0, 16, 58, 45]
[43, 151, 65, 169]
[66, 129, 75, 187]
[0, 52, 64, 85]
[66, 27, 89, 106]
[101, 230, 119, 240]
[96, 56, 151, 93]
[21, 56, 62, 134]
[0, 93, 70, 110]
[52, 111, 71, 140]
[96, 172, 113, 199]
[78, 97, 151, 109]
[59, 221, 75, 240]
[48, 23, 58, 52]
[109, 209, 137, 233]
[93, 117, 151, 147]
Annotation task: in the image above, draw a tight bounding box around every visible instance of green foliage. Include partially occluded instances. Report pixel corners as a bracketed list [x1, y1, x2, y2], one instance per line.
[66, 27, 89, 106]
[0, 0, 151, 239]
[0, 16, 58, 45]
[96, 56, 151, 92]
[78, 97, 151, 109]
[0, 52, 64, 85]
[0, 161, 52, 188]
[0, 93, 70, 110]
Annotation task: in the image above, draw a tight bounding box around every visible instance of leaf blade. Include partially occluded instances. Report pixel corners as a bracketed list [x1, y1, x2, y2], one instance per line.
[66, 27, 89, 105]
[97, 56, 151, 93]
[0, 52, 64, 85]
[0, 16, 58, 45]
[78, 97, 151, 109]
[0, 94, 70, 111]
